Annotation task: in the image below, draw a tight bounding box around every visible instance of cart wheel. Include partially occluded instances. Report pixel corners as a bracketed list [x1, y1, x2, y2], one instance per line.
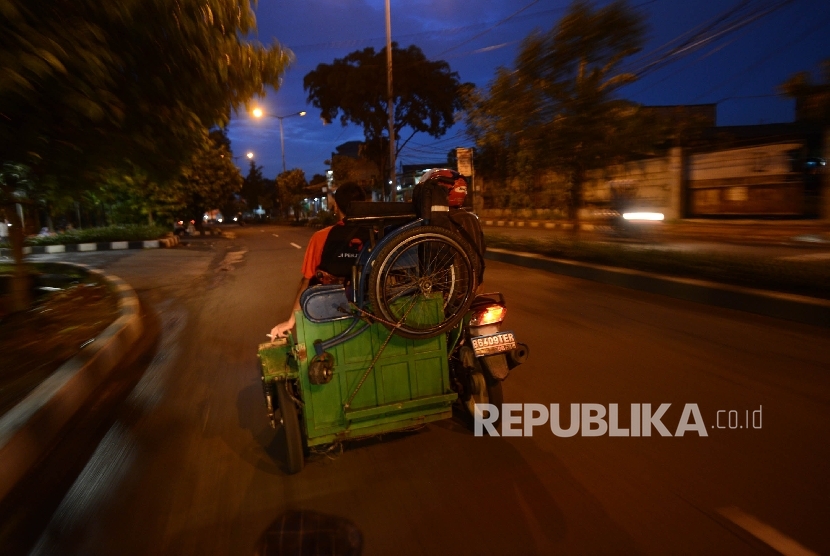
[277, 381, 304, 474]
[368, 226, 477, 339]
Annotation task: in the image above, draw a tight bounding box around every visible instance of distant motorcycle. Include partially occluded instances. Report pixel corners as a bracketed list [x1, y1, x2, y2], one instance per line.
[173, 219, 196, 236]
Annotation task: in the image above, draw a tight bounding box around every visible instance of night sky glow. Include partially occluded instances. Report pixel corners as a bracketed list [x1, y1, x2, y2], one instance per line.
[226, 0, 830, 180]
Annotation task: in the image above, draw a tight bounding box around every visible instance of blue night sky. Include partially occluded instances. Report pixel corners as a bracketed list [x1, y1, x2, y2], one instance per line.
[226, 0, 830, 181]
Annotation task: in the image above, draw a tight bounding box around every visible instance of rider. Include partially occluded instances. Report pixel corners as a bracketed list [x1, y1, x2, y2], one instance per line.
[417, 168, 486, 286]
[270, 182, 367, 339]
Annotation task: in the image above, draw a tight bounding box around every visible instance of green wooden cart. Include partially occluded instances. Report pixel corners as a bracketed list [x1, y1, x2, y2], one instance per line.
[258, 294, 459, 473]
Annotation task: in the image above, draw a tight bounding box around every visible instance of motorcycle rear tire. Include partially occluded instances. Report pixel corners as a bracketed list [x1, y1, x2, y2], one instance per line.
[466, 371, 503, 431]
[277, 380, 304, 474]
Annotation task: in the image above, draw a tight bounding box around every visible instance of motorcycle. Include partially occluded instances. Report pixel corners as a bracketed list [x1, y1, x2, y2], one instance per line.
[258, 202, 528, 473]
[449, 292, 528, 424]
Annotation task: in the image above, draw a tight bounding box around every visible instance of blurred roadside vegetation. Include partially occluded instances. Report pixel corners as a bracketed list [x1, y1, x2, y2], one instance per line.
[485, 233, 830, 300]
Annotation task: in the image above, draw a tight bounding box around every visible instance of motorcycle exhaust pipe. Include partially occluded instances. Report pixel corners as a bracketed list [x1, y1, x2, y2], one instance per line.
[507, 343, 530, 370]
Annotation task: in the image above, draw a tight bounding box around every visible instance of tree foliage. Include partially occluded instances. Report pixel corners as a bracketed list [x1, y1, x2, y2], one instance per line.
[330, 154, 379, 190]
[780, 58, 830, 123]
[177, 129, 244, 229]
[0, 0, 292, 186]
[466, 0, 658, 221]
[304, 43, 470, 196]
[276, 168, 307, 221]
[241, 159, 268, 209]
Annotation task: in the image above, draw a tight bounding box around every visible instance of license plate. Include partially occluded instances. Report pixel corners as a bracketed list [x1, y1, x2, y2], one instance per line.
[470, 330, 517, 357]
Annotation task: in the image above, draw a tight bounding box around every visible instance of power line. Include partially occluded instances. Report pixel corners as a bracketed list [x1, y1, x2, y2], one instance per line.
[437, 0, 668, 61]
[287, 5, 562, 54]
[442, 40, 523, 61]
[399, 130, 470, 156]
[623, 0, 796, 82]
[694, 9, 830, 102]
[632, 0, 800, 97]
[622, 0, 756, 75]
[437, 0, 542, 57]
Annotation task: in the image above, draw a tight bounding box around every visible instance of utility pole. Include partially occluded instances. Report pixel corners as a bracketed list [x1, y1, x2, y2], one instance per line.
[385, 0, 396, 200]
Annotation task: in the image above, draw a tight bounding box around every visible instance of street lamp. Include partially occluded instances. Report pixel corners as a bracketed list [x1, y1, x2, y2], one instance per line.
[252, 108, 307, 173]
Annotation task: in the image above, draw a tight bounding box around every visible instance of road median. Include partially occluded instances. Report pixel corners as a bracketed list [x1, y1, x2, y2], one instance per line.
[0, 264, 143, 506]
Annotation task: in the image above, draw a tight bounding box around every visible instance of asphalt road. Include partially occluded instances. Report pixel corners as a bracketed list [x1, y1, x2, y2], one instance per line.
[23, 225, 830, 555]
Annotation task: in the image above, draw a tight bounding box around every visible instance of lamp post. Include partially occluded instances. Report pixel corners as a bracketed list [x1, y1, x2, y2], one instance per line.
[385, 0, 396, 200]
[252, 108, 306, 174]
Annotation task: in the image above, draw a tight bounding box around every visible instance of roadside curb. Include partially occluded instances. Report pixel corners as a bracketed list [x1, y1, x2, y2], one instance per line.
[486, 248, 830, 328]
[483, 219, 588, 231]
[0, 263, 144, 505]
[0, 235, 179, 258]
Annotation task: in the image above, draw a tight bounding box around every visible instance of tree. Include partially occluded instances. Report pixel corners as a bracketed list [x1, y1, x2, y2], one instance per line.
[276, 169, 308, 221]
[0, 0, 291, 188]
[177, 129, 244, 233]
[780, 59, 830, 123]
[329, 154, 379, 191]
[0, 0, 289, 310]
[309, 174, 327, 187]
[241, 159, 268, 211]
[0, 164, 36, 311]
[304, 44, 470, 198]
[465, 0, 653, 227]
[97, 164, 187, 226]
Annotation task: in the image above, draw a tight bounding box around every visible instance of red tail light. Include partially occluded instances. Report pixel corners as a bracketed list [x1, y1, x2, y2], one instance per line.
[469, 305, 506, 326]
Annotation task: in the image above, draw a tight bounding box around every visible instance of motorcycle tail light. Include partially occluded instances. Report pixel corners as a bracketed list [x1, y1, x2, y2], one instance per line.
[469, 305, 506, 326]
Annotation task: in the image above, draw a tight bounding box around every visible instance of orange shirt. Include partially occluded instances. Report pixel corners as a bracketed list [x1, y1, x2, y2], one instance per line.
[300, 222, 345, 279]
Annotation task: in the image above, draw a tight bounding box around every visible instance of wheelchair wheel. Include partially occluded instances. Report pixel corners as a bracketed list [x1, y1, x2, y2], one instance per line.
[368, 225, 478, 339]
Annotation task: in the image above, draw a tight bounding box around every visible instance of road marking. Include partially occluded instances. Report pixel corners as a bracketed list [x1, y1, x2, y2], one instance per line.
[290, 242, 302, 249]
[718, 507, 818, 556]
[272, 234, 279, 238]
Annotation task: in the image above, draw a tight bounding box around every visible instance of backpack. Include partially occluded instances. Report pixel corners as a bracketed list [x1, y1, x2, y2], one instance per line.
[315, 224, 370, 283]
[411, 178, 451, 229]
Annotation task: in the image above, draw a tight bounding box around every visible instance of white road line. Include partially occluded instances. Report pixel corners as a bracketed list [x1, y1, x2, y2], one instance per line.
[718, 507, 819, 556]
[290, 242, 302, 249]
[272, 234, 279, 238]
